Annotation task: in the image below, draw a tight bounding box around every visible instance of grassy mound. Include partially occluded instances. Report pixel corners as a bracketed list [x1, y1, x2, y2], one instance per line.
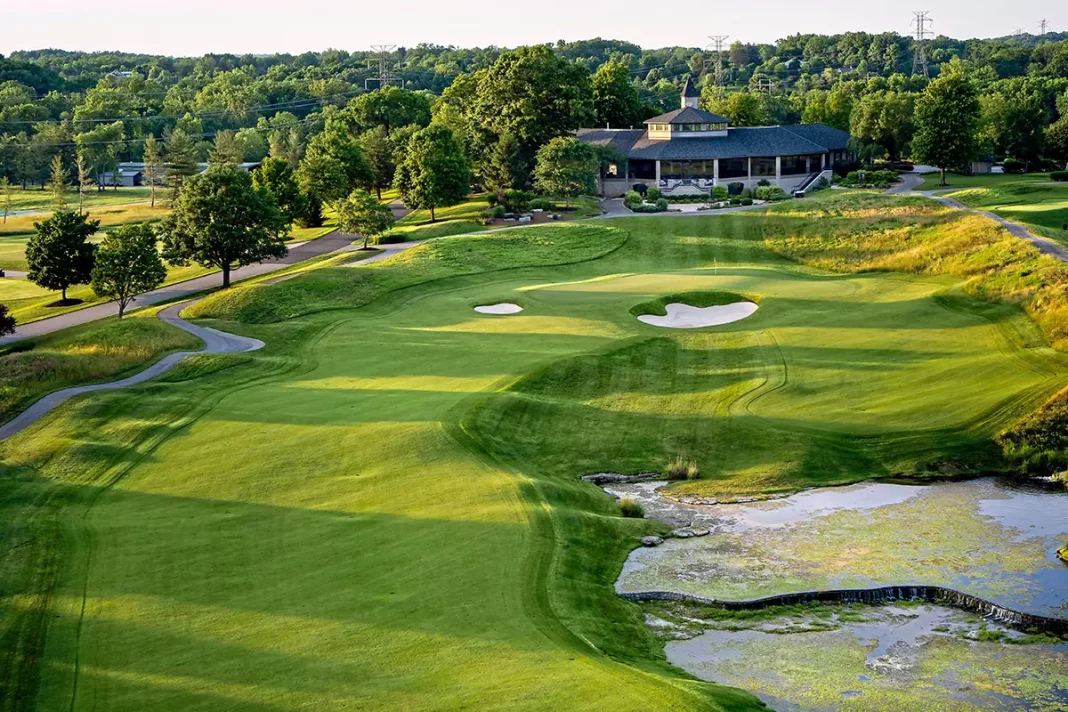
[188, 224, 628, 323]
[764, 191, 1068, 351]
[629, 290, 755, 318]
[0, 315, 202, 423]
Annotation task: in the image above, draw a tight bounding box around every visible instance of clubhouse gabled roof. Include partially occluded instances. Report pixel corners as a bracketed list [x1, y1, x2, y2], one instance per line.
[576, 123, 851, 161]
[644, 106, 731, 125]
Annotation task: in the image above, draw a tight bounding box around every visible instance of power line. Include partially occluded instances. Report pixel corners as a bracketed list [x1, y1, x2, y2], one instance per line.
[0, 89, 362, 127]
[365, 45, 402, 90]
[707, 35, 729, 87]
[4, 116, 321, 149]
[912, 11, 933, 78]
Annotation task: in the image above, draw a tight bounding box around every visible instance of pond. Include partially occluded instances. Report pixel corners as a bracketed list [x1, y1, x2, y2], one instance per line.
[607, 478, 1068, 711]
[611, 478, 1068, 618]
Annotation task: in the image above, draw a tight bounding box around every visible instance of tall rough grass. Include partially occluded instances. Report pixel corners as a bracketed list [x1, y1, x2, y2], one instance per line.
[764, 192, 1068, 352]
[0, 317, 201, 422]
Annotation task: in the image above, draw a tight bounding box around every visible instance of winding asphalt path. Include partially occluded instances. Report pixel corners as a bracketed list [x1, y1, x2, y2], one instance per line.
[0, 232, 357, 346]
[889, 172, 1068, 263]
[0, 302, 264, 441]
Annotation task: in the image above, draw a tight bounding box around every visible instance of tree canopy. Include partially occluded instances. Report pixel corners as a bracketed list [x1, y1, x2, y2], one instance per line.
[912, 59, 982, 184]
[90, 223, 167, 317]
[533, 136, 598, 207]
[336, 189, 395, 249]
[160, 167, 288, 287]
[26, 210, 99, 301]
[393, 123, 470, 222]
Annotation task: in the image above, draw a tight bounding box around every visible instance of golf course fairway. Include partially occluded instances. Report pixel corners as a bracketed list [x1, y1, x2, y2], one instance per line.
[2, 192, 1066, 711]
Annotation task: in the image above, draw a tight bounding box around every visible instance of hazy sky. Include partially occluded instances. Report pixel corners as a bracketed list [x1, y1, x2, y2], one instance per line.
[2, 0, 1063, 56]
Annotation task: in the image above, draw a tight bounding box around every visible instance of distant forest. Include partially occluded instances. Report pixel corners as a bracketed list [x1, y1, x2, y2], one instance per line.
[2, 30, 1068, 185]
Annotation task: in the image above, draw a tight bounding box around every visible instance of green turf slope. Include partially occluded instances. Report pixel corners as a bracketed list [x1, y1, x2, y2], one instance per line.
[2, 197, 1066, 711]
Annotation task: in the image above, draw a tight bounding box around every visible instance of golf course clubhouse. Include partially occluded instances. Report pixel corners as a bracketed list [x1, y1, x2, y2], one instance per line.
[578, 80, 851, 197]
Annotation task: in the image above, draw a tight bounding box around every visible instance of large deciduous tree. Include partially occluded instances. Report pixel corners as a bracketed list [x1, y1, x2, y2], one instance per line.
[159, 167, 288, 288]
[849, 91, 915, 161]
[251, 157, 308, 225]
[533, 136, 598, 208]
[911, 59, 981, 186]
[27, 210, 98, 301]
[701, 88, 768, 127]
[0, 304, 15, 336]
[357, 125, 397, 199]
[593, 60, 641, 129]
[75, 121, 123, 191]
[336, 189, 395, 249]
[343, 87, 433, 133]
[471, 46, 595, 181]
[296, 123, 373, 206]
[90, 223, 167, 318]
[979, 83, 1048, 170]
[393, 123, 471, 223]
[1047, 117, 1068, 169]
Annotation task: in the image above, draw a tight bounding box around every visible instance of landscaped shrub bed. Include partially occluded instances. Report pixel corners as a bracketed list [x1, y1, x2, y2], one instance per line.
[1052, 171, 1068, 182]
[835, 169, 899, 188]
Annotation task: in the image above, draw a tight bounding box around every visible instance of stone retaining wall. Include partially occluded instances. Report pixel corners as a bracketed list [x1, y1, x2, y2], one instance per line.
[620, 585, 1068, 634]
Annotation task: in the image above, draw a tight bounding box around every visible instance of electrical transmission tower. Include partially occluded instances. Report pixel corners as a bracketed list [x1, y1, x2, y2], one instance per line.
[1039, 19, 1049, 35]
[707, 35, 729, 87]
[911, 11, 932, 78]
[365, 45, 402, 90]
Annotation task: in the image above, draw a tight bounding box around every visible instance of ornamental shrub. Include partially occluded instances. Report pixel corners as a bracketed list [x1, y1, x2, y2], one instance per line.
[1051, 171, 1068, 182]
[654, 198, 669, 211]
[645, 187, 661, 202]
[664, 456, 699, 481]
[727, 181, 744, 196]
[623, 190, 643, 208]
[1002, 158, 1026, 174]
[530, 197, 556, 210]
[711, 185, 728, 201]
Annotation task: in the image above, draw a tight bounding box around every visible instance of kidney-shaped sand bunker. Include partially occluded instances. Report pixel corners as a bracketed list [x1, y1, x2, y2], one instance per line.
[632, 291, 758, 329]
[474, 303, 524, 315]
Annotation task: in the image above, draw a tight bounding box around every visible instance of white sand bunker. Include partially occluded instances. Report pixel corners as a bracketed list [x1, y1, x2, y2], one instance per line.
[474, 303, 523, 315]
[638, 302, 758, 329]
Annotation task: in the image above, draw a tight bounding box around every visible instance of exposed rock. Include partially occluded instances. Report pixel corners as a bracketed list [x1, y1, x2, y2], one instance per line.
[581, 472, 659, 485]
[641, 536, 664, 547]
[672, 528, 697, 538]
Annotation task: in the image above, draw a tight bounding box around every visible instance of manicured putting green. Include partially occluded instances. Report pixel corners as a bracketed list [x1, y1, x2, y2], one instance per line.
[3, 205, 1065, 711]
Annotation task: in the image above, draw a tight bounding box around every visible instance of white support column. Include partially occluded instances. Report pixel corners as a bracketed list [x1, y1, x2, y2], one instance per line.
[775, 156, 782, 180]
[713, 159, 719, 186]
[747, 157, 752, 183]
[821, 153, 827, 169]
[655, 160, 661, 184]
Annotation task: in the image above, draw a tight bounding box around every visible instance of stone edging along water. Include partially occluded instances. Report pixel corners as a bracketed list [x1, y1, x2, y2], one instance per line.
[619, 586, 1068, 635]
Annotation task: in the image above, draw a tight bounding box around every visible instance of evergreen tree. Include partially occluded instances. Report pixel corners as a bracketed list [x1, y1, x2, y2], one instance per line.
[76, 154, 92, 213]
[48, 153, 67, 211]
[210, 129, 244, 165]
[0, 176, 11, 224]
[165, 128, 200, 200]
[142, 134, 165, 207]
